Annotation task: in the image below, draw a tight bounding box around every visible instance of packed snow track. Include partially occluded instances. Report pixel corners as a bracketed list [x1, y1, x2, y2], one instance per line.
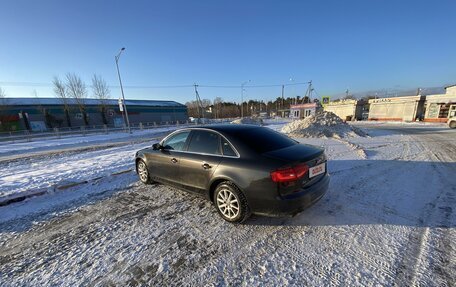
[0, 123, 455, 286]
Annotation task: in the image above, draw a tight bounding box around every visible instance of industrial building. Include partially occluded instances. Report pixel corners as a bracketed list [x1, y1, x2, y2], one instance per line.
[423, 85, 456, 122]
[366, 85, 456, 122]
[323, 99, 367, 121]
[368, 95, 425, 122]
[0, 97, 188, 132]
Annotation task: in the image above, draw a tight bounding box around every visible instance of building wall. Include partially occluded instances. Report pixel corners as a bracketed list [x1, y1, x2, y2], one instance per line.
[423, 90, 456, 122]
[1, 103, 188, 131]
[289, 103, 319, 119]
[446, 86, 456, 96]
[323, 100, 364, 121]
[368, 96, 424, 122]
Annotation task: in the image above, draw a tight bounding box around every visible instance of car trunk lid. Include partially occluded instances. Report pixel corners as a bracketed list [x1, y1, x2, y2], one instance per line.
[262, 143, 323, 164]
[264, 143, 327, 197]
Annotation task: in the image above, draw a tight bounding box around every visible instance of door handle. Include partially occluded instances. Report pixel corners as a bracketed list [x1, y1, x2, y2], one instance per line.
[171, 158, 178, 163]
[202, 162, 212, 169]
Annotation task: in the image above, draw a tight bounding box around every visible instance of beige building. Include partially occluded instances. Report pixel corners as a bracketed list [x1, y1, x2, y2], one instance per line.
[368, 95, 425, 122]
[424, 85, 456, 122]
[323, 99, 365, 121]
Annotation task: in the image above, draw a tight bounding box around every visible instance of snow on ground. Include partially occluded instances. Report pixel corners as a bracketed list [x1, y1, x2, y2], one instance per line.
[231, 117, 263, 125]
[351, 120, 447, 127]
[0, 126, 182, 158]
[0, 122, 455, 286]
[0, 141, 151, 198]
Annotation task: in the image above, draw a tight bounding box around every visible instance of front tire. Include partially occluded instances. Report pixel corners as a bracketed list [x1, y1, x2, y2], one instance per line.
[449, 120, 456, 129]
[137, 159, 153, 184]
[214, 182, 251, 223]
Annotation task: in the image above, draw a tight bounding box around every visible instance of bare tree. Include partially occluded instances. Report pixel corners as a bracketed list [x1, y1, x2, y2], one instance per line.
[0, 87, 7, 131]
[53, 76, 72, 127]
[185, 100, 200, 118]
[0, 87, 5, 110]
[92, 74, 111, 125]
[186, 99, 212, 118]
[343, 94, 357, 100]
[66, 73, 89, 126]
[213, 97, 223, 119]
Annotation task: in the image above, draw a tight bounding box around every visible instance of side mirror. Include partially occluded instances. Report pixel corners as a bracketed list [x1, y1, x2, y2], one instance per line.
[152, 143, 163, 150]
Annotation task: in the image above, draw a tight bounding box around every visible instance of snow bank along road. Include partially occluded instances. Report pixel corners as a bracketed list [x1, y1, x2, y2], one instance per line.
[0, 124, 455, 286]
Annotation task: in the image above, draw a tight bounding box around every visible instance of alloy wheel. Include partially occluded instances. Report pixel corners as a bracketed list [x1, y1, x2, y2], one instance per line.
[216, 188, 240, 219]
[137, 161, 149, 182]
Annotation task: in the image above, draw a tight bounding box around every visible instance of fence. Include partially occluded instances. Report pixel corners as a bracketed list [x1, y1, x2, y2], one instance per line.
[0, 119, 233, 144]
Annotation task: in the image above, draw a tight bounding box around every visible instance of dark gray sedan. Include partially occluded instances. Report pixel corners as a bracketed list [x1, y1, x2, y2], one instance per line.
[135, 125, 329, 223]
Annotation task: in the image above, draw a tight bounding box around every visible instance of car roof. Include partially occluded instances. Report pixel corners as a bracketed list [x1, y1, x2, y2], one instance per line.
[191, 124, 261, 132]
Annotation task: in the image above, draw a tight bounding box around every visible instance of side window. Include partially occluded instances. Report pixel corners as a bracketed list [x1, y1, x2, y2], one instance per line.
[162, 131, 190, 151]
[187, 130, 221, 155]
[221, 137, 237, 157]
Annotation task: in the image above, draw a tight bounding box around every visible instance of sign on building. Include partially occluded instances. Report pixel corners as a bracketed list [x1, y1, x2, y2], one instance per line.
[427, 103, 440, 119]
[118, 98, 124, 112]
[322, 96, 330, 106]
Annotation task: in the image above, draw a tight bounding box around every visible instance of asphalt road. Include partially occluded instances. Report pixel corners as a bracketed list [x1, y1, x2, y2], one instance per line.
[356, 123, 456, 162]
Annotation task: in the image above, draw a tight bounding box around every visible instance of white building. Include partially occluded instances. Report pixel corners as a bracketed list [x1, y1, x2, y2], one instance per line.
[424, 85, 456, 122]
[368, 95, 425, 122]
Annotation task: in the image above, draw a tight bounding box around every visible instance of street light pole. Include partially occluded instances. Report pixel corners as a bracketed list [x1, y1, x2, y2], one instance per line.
[241, 80, 250, 118]
[115, 47, 131, 134]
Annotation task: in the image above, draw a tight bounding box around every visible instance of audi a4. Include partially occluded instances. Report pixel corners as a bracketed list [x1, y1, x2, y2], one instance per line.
[135, 125, 329, 223]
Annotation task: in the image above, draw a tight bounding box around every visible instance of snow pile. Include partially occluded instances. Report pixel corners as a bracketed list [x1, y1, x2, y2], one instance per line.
[281, 111, 366, 138]
[231, 117, 263, 125]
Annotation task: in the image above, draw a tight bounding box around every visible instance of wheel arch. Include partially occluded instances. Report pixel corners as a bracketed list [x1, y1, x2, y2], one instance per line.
[208, 177, 239, 202]
[449, 120, 456, 128]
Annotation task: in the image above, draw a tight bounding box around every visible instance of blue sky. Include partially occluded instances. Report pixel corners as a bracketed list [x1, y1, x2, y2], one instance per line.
[1, 0, 455, 103]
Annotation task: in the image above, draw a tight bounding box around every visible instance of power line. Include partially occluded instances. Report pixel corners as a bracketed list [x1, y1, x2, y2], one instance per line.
[0, 82, 194, 89]
[0, 81, 312, 89]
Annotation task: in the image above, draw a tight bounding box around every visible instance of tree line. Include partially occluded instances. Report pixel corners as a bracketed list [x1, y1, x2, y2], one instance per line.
[185, 95, 318, 118]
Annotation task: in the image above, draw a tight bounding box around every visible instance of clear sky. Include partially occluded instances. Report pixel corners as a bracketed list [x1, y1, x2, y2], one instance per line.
[1, 0, 455, 104]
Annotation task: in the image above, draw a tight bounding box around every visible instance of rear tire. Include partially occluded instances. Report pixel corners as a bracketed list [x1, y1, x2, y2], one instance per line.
[136, 159, 153, 184]
[214, 182, 251, 223]
[449, 121, 456, 129]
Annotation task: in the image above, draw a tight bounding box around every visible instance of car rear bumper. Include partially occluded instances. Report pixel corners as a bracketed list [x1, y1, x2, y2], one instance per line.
[252, 173, 330, 217]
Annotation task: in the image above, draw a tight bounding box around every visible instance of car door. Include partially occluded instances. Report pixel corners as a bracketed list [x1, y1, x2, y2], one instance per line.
[179, 130, 222, 194]
[147, 130, 191, 185]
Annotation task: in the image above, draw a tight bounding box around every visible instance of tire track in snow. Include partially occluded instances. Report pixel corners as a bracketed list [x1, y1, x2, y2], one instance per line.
[393, 131, 456, 286]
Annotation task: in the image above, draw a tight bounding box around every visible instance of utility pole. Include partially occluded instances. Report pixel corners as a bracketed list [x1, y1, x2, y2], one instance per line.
[308, 80, 313, 102]
[241, 80, 250, 118]
[194, 84, 204, 120]
[281, 84, 284, 117]
[115, 47, 131, 134]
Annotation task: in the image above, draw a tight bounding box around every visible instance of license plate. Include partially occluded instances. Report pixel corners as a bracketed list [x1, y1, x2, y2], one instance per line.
[309, 163, 325, 178]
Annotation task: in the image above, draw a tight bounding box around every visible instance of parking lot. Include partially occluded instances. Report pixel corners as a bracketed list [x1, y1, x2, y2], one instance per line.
[0, 123, 455, 286]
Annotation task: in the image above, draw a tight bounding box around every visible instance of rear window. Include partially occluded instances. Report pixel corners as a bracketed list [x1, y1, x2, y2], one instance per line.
[231, 127, 296, 153]
[221, 137, 237, 157]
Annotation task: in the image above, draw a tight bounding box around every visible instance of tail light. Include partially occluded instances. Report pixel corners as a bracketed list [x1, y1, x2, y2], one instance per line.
[270, 163, 309, 183]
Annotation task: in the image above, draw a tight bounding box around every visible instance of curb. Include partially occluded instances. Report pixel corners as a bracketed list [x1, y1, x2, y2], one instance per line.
[0, 169, 134, 207]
